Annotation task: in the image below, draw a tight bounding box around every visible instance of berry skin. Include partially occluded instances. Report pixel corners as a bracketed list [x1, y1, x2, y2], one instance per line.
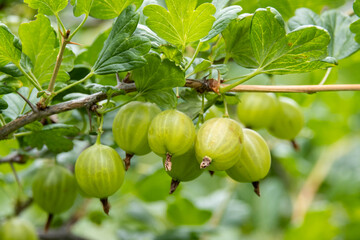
[148, 109, 196, 171]
[75, 143, 125, 214]
[163, 147, 203, 194]
[226, 129, 271, 196]
[268, 97, 304, 140]
[112, 101, 161, 170]
[237, 93, 278, 129]
[195, 118, 244, 171]
[0, 218, 38, 240]
[32, 165, 77, 215]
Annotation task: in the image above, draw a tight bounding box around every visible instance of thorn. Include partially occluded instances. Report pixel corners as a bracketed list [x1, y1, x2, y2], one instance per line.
[252, 181, 260, 197]
[68, 41, 81, 45]
[124, 153, 134, 171]
[208, 170, 215, 176]
[169, 179, 180, 194]
[16, 91, 38, 113]
[100, 198, 110, 215]
[44, 213, 54, 233]
[200, 156, 212, 169]
[165, 153, 172, 171]
[291, 140, 300, 151]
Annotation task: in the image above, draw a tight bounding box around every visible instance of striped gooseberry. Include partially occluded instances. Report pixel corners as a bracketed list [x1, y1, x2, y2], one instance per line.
[112, 101, 161, 170]
[75, 143, 125, 214]
[226, 128, 271, 196]
[32, 164, 77, 231]
[237, 93, 278, 129]
[195, 118, 244, 171]
[148, 109, 196, 172]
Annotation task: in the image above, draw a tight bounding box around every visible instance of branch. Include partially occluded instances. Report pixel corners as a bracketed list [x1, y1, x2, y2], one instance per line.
[1, 81, 360, 140]
[0, 152, 26, 164]
[226, 84, 360, 93]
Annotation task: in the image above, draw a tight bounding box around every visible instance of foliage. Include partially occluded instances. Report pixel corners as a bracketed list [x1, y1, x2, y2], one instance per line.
[0, 0, 359, 239]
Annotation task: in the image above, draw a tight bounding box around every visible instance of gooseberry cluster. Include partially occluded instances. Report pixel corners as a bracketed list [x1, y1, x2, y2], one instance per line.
[28, 95, 303, 229]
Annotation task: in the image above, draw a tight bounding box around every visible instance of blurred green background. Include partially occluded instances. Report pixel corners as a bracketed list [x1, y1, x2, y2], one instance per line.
[1, 0, 360, 239]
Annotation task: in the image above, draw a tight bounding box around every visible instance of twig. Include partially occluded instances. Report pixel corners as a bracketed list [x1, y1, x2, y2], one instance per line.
[227, 84, 360, 93]
[15, 198, 33, 216]
[2, 82, 360, 139]
[16, 91, 37, 113]
[0, 152, 26, 164]
[319, 68, 332, 85]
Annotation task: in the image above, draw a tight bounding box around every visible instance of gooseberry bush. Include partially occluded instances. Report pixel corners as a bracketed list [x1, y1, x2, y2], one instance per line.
[1, 0, 360, 239]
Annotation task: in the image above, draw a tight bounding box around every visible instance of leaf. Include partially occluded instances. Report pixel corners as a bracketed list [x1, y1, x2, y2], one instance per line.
[0, 76, 23, 95]
[222, 14, 257, 68]
[237, 0, 346, 21]
[246, 8, 333, 74]
[89, 0, 144, 19]
[2, 87, 39, 120]
[0, 63, 22, 77]
[287, 8, 322, 29]
[0, 23, 21, 67]
[201, 3, 242, 42]
[71, 0, 94, 17]
[159, 45, 183, 65]
[142, 89, 177, 109]
[0, 98, 8, 113]
[143, 0, 216, 47]
[134, 24, 167, 48]
[19, 14, 75, 84]
[85, 83, 119, 94]
[289, 8, 360, 60]
[23, 124, 80, 153]
[186, 58, 212, 77]
[136, 169, 170, 202]
[132, 53, 185, 93]
[92, 5, 151, 75]
[177, 88, 202, 119]
[24, 0, 67, 15]
[166, 197, 212, 225]
[24, 121, 43, 131]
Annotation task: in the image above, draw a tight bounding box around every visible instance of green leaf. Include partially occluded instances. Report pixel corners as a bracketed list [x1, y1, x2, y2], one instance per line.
[177, 88, 202, 119]
[0, 76, 23, 95]
[136, 168, 170, 202]
[201, 3, 242, 42]
[134, 24, 167, 48]
[19, 14, 75, 84]
[354, 0, 360, 16]
[142, 89, 177, 109]
[132, 53, 185, 93]
[222, 14, 257, 68]
[0, 63, 22, 77]
[2, 87, 38, 120]
[23, 124, 80, 153]
[159, 45, 183, 65]
[248, 8, 333, 74]
[186, 58, 212, 78]
[166, 197, 212, 225]
[24, 0, 67, 15]
[89, 0, 143, 19]
[289, 8, 360, 60]
[93, 5, 151, 75]
[0, 98, 8, 112]
[0, 23, 22, 67]
[71, 0, 94, 17]
[24, 121, 43, 131]
[143, 0, 216, 47]
[86, 83, 119, 94]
